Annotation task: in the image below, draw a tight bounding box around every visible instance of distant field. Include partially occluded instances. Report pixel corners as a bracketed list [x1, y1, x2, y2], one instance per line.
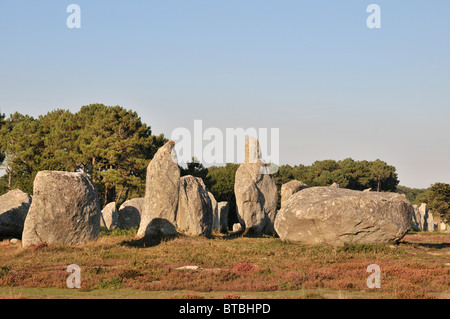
[1, 231, 449, 299]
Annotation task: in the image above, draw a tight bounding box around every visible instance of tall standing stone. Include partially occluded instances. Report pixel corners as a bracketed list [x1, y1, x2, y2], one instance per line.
[0, 189, 32, 239]
[234, 138, 278, 235]
[425, 209, 436, 232]
[418, 203, 437, 232]
[217, 201, 229, 234]
[137, 141, 180, 238]
[411, 204, 422, 231]
[209, 192, 219, 231]
[177, 176, 213, 237]
[22, 171, 101, 247]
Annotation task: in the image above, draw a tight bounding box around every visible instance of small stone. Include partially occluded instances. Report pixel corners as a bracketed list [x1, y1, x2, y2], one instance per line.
[176, 266, 202, 270]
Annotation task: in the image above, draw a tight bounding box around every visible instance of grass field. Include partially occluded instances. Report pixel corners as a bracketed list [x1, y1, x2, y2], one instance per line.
[1, 230, 449, 299]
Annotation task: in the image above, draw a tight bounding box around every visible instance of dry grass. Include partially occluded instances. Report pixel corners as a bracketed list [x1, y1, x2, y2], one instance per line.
[0, 232, 449, 299]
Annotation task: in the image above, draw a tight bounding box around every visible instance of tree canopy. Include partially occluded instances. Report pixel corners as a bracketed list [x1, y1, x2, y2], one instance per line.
[0, 104, 166, 206]
[416, 183, 450, 222]
[273, 158, 399, 194]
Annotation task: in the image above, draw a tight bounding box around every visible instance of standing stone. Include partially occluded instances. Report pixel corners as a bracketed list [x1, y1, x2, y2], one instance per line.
[418, 203, 437, 232]
[217, 201, 229, 234]
[425, 210, 436, 232]
[22, 171, 101, 247]
[0, 189, 32, 239]
[118, 198, 144, 229]
[100, 202, 118, 231]
[177, 176, 213, 237]
[418, 203, 428, 230]
[138, 141, 180, 238]
[209, 192, 219, 231]
[281, 180, 308, 207]
[411, 204, 422, 231]
[234, 138, 278, 235]
[275, 186, 413, 245]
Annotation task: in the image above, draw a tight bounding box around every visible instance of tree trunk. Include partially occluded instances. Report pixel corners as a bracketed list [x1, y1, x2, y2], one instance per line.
[115, 186, 126, 207]
[8, 167, 12, 191]
[104, 186, 108, 207]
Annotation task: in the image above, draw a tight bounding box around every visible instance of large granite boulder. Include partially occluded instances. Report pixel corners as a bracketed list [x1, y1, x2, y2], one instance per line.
[118, 198, 143, 229]
[275, 187, 413, 245]
[234, 138, 278, 235]
[281, 180, 308, 207]
[100, 202, 118, 231]
[137, 141, 180, 238]
[177, 176, 213, 237]
[0, 189, 32, 238]
[22, 171, 101, 247]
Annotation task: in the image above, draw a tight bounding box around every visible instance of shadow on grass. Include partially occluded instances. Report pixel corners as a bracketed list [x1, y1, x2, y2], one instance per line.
[414, 242, 450, 249]
[120, 234, 178, 248]
[210, 227, 279, 241]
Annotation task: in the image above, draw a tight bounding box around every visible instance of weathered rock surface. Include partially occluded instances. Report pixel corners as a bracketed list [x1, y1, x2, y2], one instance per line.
[177, 176, 213, 237]
[0, 189, 31, 238]
[411, 204, 422, 231]
[275, 187, 413, 245]
[22, 171, 101, 247]
[422, 203, 436, 232]
[412, 203, 437, 232]
[138, 141, 180, 238]
[118, 198, 143, 230]
[234, 138, 278, 235]
[209, 192, 219, 231]
[217, 201, 229, 234]
[100, 202, 118, 231]
[233, 223, 243, 232]
[281, 180, 308, 207]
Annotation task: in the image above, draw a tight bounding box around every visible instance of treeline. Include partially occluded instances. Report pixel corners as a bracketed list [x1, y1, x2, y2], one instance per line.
[0, 104, 166, 205]
[2, 105, 448, 223]
[0, 105, 400, 209]
[398, 184, 450, 221]
[179, 157, 400, 225]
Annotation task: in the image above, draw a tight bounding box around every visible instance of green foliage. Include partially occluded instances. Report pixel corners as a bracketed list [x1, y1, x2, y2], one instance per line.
[179, 157, 212, 187]
[396, 185, 427, 204]
[206, 163, 240, 226]
[95, 276, 124, 290]
[0, 105, 167, 207]
[416, 183, 450, 221]
[100, 226, 138, 237]
[0, 112, 5, 164]
[273, 158, 399, 193]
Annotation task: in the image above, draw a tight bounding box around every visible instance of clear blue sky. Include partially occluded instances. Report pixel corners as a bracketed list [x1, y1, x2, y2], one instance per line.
[1, 1, 449, 188]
